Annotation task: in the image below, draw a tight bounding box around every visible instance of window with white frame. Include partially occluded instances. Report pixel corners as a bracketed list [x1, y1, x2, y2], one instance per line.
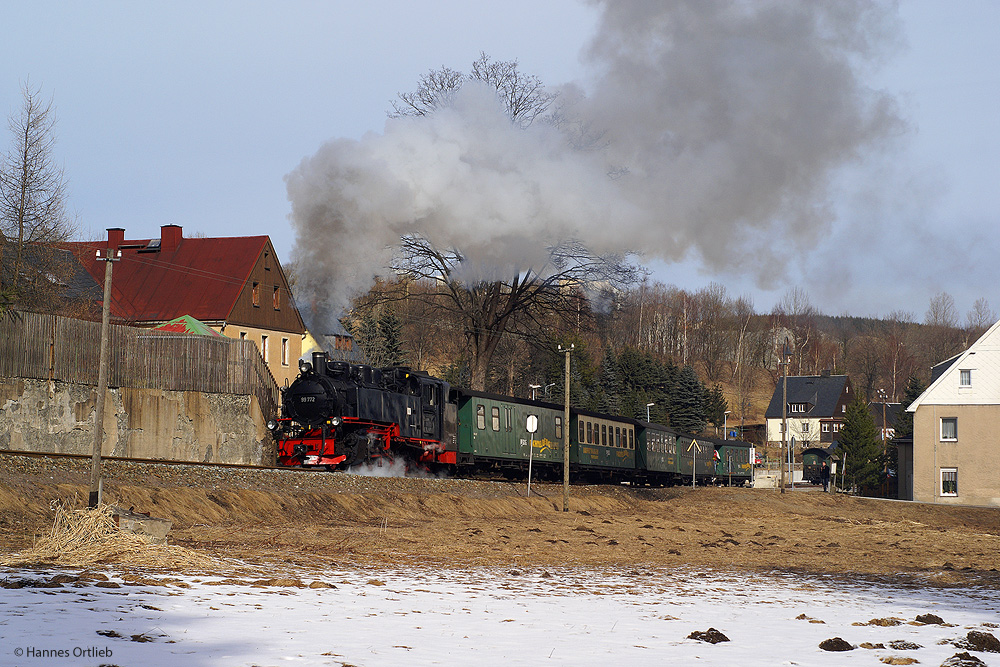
[822, 423, 829, 433]
[261, 334, 269, 361]
[940, 417, 958, 441]
[801, 421, 810, 433]
[281, 338, 289, 366]
[941, 468, 958, 496]
[960, 369, 971, 387]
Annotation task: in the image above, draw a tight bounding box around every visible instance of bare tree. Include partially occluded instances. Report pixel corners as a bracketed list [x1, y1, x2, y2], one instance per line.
[385, 234, 643, 390]
[391, 52, 556, 128]
[881, 310, 916, 400]
[965, 297, 996, 346]
[922, 291, 963, 364]
[772, 287, 819, 374]
[0, 82, 75, 309]
[925, 291, 958, 329]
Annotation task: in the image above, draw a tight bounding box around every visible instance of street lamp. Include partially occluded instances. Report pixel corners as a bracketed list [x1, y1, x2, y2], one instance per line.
[529, 383, 541, 401]
[723, 410, 731, 440]
[646, 402, 655, 422]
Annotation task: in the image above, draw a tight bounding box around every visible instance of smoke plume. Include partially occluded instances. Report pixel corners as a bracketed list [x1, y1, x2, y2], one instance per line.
[286, 0, 901, 334]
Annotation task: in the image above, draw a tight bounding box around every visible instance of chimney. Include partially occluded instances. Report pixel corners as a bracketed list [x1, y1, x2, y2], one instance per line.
[160, 224, 182, 251]
[821, 369, 831, 377]
[107, 228, 125, 249]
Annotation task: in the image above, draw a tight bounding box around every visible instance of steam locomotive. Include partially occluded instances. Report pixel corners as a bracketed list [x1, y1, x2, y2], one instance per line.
[270, 352, 455, 469]
[268, 351, 754, 486]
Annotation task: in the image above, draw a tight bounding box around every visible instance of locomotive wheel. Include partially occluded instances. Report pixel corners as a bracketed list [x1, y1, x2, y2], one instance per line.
[342, 431, 369, 468]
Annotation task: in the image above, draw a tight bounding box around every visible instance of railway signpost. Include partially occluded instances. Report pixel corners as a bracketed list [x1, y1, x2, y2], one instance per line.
[526, 414, 538, 497]
[688, 439, 701, 488]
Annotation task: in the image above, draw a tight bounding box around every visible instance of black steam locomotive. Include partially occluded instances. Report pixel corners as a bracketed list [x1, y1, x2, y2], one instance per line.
[269, 352, 456, 468]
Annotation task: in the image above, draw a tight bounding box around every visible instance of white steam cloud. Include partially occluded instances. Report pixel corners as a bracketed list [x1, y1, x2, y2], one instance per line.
[286, 0, 902, 333]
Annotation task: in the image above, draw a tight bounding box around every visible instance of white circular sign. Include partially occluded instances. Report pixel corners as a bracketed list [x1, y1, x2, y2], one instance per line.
[526, 414, 539, 433]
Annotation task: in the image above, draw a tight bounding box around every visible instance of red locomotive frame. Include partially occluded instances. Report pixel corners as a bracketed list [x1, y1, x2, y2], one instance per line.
[275, 416, 456, 468]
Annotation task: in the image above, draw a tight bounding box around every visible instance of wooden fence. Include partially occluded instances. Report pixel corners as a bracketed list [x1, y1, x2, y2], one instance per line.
[0, 311, 279, 419]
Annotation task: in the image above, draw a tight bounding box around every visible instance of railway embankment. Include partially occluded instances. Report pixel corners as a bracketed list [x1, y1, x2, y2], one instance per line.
[2, 451, 1000, 586]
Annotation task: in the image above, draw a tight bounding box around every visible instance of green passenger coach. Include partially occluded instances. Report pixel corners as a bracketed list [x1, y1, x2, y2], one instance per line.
[454, 390, 565, 476]
[569, 409, 636, 481]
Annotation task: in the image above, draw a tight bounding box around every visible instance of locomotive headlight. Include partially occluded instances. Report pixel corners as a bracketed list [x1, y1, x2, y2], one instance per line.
[329, 416, 342, 427]
[299, 360, 313, 374]
[266, 419, 279, 431]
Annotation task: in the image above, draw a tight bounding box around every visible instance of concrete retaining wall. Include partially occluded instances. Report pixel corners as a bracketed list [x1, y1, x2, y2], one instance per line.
[0, 377, 274, 465]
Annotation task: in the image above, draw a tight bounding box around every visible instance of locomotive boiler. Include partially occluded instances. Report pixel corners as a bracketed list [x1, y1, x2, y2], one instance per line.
[269, 352, 457, 469]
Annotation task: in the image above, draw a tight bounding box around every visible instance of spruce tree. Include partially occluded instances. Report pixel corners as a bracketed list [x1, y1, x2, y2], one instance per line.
[703, 384, 729, 432]
[597, 350, 622, 415]
[669, 365, 707, 433]
[378, 310, 405, 366]
[885, 375, 926, 481]
[837, 396, 883, 494]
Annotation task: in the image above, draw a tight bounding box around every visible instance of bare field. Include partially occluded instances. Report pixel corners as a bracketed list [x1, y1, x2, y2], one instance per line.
[2, 453, 999, 586]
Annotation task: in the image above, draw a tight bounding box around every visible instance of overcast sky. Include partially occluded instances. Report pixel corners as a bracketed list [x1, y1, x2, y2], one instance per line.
[2, 1, 998, 322]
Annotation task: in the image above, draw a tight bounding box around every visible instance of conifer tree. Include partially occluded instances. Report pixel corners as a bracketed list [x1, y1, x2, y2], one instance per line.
[703, 384, 729, 433]
[669, 365, 707, 433]
[378, 310, 405, 366]
[885, 375, 925, 482]
[597, 350, 622, 415]
[837, 396, 883, 493]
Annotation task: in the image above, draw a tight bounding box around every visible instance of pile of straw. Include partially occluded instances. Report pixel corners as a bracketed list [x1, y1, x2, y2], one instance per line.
[1, 501, 219, 570]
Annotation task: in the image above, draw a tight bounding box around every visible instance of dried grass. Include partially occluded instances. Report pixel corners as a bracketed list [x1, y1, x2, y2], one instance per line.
[0, 501, 220, 571]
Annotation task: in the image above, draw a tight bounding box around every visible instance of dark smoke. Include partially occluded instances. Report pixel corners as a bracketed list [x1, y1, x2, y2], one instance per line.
[286, 0, 902, 334]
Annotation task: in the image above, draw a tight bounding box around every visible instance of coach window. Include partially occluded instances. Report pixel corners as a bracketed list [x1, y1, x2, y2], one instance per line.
[491, 406, 501, 431]
[586, 421, 593, 444]
[616, 427, 622, 448]
[505, 407, 512, 432]
[555, 416, 563, 440]
[579, 420, 585, 443]
[601, 424, 607, 446]
[476, 405, 486, 430]
[941, 468, 958, 496]
[629, 429, 634, 450]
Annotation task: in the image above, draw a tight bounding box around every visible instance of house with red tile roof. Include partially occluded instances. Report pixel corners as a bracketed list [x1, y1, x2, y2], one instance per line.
[66, 225, 305, 387]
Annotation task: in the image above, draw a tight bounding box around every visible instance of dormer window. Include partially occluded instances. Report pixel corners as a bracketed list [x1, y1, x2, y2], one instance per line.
[789, 403, 807, 413]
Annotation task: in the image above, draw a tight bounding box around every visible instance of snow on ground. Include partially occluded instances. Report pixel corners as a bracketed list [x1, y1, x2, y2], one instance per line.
[1, 566, 998, 666]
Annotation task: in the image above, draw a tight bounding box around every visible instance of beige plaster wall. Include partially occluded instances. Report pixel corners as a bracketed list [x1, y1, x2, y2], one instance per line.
[912, 403, 1000, 506]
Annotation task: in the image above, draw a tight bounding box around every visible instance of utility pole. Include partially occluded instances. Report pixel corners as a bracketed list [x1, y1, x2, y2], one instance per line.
[558, 343, 573, 512]
[89, 247, 120, 508]
[780, 339, 791, 494]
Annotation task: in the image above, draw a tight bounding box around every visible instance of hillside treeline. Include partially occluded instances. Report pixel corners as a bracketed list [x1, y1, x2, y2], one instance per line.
[345, 279, 989, 430]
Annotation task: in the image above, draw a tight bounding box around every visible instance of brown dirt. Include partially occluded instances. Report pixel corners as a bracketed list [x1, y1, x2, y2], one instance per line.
[2, 452, 1000, 585]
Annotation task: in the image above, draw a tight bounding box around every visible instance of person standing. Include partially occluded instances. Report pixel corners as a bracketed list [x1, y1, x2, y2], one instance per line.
[821, 460, 831, 492]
